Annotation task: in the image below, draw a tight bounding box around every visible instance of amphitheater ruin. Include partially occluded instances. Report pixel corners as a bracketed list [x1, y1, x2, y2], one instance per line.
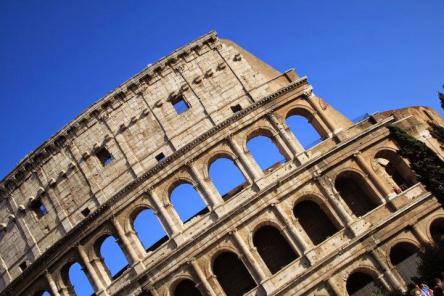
[1, 31, 444, 296]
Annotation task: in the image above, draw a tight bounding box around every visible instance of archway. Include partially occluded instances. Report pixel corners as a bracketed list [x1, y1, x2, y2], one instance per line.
[346, 271, 385, 296]
[174, 279, 202, 296]
[170, 182, 208, 223]
[209, 157, 246, 199]
[389, 242, 420, 283]
[293, 200, 339, 245]
[247, 135, 286, 171]
[286, 110, 324, 149]
[335, 171, 381, 217]
[132, 208, 168, 252]
[67, 262, 94, 296]
[99, 236, 129, 279]
[213, 252, 256, 296]
[431, 218, 444, 243]
[253, 225, 298, 274]
[375, 150, 416, 191]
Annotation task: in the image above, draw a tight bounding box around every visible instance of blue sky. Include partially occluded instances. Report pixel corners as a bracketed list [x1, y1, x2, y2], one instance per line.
[1, 0, 443, 179]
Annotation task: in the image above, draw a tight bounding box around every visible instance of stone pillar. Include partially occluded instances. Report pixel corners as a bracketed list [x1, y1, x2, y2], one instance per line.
[315, 175, 354, 226]
[410, 224, 430, 246]
[327, 278, 343, 296]
[112, 218, 142, 265]
[231, 230, 268, 283]
[127, 227, 147, 259]
[227, 137, 263, 182]
[46, 271, 61, 296]
[190, 260, 217, 296]
[266, 113, 307, 163]
[147, 191, 181, 236]
[303, 88, 337, 135]
[354, 153, 393, 202]
[77, 245, 108, 294]
[370, 249, 404, 291]
[187, 163, 223, 209]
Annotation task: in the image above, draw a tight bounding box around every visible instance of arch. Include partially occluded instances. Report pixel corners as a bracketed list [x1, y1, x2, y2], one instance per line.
[132, 208, 168, 252]
[375, 149, 416, 191]
[346, 270, 386, 296]
[212, 251, 256, 296]
[246, 135, 286, 171]
[173, 278, 202, 296]
[293, 200, 338, 245]
[98, 235, 129, 279]
[389, 241, 420, 283]
[170, 182, 208, 223]
[252, 225, 299, 274]
[208, 157, 246, 199]
[335, 171, 381, 217]
[67, 262, 94, 296]
[285, 108, 324, 149]
[430, 218, 444, 243]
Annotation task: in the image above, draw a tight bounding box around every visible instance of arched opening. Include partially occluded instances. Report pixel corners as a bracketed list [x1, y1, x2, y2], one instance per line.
[170, 182, 208, 223]
[335, 171, 381, 217]
[286, 111, 323, 150]
[375, 150, 416, 192]
[99, 236, 129, 279]
[247, 135, 286, 172]
[253, 225, 299, 274]
[174, 279, 202, 296]
[389, 242, 420, 282]
[293, 200, 338, 245]
[209, 157, 246, 199]
[213, 251, 256, 296]
[346, 271, 385, 296]
[67, 262, 94, 296]
[431, 218, 444, 243]
[133, 209, 168, 252]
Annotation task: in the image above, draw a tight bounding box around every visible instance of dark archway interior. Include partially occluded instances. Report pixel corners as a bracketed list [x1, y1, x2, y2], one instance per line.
[293, 200, 338, 245]
[174, 279, 202, 296]
[213, 252, 256, 296]
[253, 225, 299, 274]
[389, 242, 418, 265]
[375, 150, 416, 191]
[431, 218, 444, 243]
[346, 272, 377, 295]
[335, 173, 379, 217]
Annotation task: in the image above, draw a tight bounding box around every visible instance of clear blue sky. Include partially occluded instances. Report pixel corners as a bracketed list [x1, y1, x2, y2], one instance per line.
[1, 0, 443, 179]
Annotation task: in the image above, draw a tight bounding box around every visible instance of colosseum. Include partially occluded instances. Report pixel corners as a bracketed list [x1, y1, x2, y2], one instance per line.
[1, 31, 444, 296]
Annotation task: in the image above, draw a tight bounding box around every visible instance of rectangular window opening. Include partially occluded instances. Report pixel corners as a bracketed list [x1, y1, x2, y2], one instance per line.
[81, 208, 91, 217]
[172, 95, 189, 114]
[19, 261, 27, 271]
[96, 147, 113, 167]
[231, 104, 242, 113]
[31, 199, 48, 218]
[155, 152, 165, 162]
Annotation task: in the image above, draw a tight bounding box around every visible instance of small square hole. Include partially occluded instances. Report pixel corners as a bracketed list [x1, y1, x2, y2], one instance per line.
[31, 200, 48, 219]
[155, 153, 165, 162]
[19, 261, 27, 271]
[231, 104, 242, 113]
[81, 208, 91, 217]
[96, 147, 113, 167]
[172, 96, 189, 114]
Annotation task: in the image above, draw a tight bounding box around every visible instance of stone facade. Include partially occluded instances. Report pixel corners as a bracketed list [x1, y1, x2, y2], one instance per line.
[0, 31, 444, 296]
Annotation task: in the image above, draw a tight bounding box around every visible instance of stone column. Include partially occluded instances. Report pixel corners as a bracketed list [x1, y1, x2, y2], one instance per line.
[112, 218, 142, 265]
[190, 260, 217, 296]
[327, 278, 343, 296]
[147, 191, 181, 236]
[266, 113, 307, 163]
[231, 230, 268, 283]
[77, 245, 108, 294]
[410, 224, 431, 246]
[354, 153, 393, 202]
[227, 137, 263, 182]
[370, 249, 404, 291]
[187, 163, 223, 209]
[303, 88, 337, 135]
[315, 175, 354, 226]
[46, 271, 61, 296]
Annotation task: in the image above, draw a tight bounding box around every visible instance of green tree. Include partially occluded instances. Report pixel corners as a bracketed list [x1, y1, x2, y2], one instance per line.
[439, 86, 444, 110]
[387, 125, 444, 206]
[417, 240, 444, 285]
